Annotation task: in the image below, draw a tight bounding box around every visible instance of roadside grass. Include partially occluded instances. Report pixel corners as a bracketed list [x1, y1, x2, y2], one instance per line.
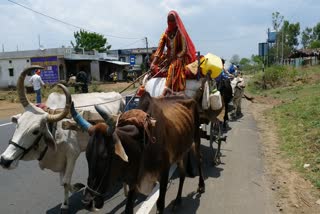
[268, 83, 320, 188]
[247, 64, 320, 95]
[248, 65, 320, 189]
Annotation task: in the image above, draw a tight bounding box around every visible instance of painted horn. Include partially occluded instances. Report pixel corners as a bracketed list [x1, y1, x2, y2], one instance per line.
[70, 102, 92, 131]
[94, 104, 115, 135]
[17, 65, 44, 109]
[47, 84, 72, 122]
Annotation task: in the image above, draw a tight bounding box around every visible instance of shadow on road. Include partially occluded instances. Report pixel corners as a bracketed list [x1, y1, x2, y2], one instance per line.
[46, 182, 148, 214]
[46, 189, 85, 214]
[164, 191, 202, 214]
[46, 182, 124, 214]
[200, 144, 224, 180]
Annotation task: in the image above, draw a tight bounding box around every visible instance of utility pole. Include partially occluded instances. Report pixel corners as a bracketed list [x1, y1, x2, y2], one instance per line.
[267, 28, 270, 67]
[145, 37, 149, 70]
[38, 34, 41, 49]
[2, 44, 4, 52]
[145, 37, 149, 56]
[281, 29, 284, 65]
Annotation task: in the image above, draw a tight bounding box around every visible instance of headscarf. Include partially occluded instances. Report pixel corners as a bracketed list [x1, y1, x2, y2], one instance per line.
[165, 10, 196, 62]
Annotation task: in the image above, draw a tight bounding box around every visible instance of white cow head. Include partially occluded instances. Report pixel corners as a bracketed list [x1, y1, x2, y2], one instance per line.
[0, 65, 71, 169]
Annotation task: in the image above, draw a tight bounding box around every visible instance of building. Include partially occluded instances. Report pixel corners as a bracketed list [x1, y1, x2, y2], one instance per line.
[0, 46, 158, 88]
[0, 48, 131, 88]
[108, 47, 157, 77]
[286, 48, 320, 67]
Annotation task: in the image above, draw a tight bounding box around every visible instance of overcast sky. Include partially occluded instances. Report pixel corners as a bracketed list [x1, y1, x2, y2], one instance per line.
[0, 0, 319, 60]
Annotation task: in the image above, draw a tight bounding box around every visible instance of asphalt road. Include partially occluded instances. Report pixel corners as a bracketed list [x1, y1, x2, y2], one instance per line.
[0, 99, 276, 214]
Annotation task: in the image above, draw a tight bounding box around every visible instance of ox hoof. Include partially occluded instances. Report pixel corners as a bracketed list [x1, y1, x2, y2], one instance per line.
[197, 186, 205, 194]
[213, 158, 221, 166]
[156, 210, 163, 214]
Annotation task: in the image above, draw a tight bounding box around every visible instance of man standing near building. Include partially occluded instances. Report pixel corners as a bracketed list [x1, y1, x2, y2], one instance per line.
[29, 69, 45, 104]
[76, 70, 88, 93]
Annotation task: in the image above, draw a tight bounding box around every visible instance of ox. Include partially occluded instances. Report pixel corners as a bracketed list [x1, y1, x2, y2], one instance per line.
[0, 65, 124, 213]
[231, 75, 246, 118]
[72, 92, 205, 214]
[216, 78, 233, 129]
[144, 76, 228, 165]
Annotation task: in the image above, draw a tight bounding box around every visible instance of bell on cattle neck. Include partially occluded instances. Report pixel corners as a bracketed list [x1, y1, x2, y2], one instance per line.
[136, 85, 145, 97]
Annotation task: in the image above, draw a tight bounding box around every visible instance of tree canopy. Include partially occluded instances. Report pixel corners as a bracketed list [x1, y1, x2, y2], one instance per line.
[301, 27, 313, 48]
[230, 54, 240, 64]
[71, 30, 111, 52]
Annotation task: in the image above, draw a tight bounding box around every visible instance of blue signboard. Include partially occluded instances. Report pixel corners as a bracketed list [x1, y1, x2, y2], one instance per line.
[268, 31, 277, 43]
[31, 56, 59, 84]
[259, 43, 268, 56]
[130, 55, 136, 65]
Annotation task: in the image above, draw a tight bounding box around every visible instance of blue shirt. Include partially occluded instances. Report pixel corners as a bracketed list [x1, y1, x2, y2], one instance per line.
[228, 65, 236, 74]
[215, 69, 228, 82]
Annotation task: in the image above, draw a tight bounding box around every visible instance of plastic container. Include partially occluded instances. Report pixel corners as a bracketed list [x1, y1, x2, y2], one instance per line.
[125, 96, 140, 111]
[209, 90, 222, 110]
[200, 53, 223, 79]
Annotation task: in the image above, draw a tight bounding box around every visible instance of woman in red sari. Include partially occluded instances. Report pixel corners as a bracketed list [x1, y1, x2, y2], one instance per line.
[150, 10, 196, 96]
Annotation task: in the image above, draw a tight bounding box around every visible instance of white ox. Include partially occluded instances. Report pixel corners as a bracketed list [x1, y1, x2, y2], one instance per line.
[0, 65, 124, 213]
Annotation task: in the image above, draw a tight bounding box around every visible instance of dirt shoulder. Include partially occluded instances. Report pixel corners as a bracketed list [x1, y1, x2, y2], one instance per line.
[0, 101, 23, 120]
[0, 82, 138, 120]
[250, 96, 320, 214]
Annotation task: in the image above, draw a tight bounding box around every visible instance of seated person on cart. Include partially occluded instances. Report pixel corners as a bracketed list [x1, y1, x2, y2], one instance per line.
[150, 10, 196, 96]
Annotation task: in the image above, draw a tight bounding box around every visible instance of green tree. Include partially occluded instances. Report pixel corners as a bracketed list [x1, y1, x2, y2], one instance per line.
[310, 40, 320, 48]
[71, 30, 111, 52]
[273, 20, 300, 60]
[313, 22, 320, 40]
[239, 57, 250, 66]
[272, 12, 284, 63]
[268, 12, 301, 64]
[239, 57, 252, 72]
[301, 27, 313, 48]
[251, 55, 263, 65]
[272, 12, 284, 32]
[282, 20, 300, 49]
[230, 54, 240, 64]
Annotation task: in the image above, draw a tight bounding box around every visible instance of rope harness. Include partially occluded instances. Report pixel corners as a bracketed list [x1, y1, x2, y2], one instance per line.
[8, 122, 57, 161]
[9, 134, 47, 161]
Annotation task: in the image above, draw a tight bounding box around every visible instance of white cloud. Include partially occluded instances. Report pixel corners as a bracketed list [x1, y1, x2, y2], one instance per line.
[0, 0, 319, 59]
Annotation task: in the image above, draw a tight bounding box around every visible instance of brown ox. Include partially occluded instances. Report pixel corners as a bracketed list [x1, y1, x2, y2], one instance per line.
[71, 92, 205, 214]
[137, 92, 205, 213]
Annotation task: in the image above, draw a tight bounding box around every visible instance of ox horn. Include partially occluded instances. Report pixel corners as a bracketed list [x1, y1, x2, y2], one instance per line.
[47, 84, 71, 122]
[70, 102, 92, 131]
[94, 104, 115, 135]
[17, 65, 44, 111]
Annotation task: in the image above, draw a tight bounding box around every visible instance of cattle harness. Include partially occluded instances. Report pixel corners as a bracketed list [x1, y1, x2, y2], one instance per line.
[8, 123, 57, 161]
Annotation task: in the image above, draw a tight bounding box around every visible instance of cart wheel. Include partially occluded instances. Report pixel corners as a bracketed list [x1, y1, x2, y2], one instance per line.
[210, 121, 222, 166]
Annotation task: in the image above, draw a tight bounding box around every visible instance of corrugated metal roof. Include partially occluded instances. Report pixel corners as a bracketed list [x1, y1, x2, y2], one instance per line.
[105, 60, 130, 65]
[0, 48, 67, 59]
[288, 48, 320, 58]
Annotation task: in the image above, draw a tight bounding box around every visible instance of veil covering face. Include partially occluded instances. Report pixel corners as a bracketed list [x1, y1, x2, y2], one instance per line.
[166, 10, 196, 63]
[151, 10, 197, 92]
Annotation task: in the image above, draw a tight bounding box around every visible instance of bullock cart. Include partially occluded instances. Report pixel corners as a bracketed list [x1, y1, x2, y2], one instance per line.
[61, 72, 226, 167]
[138, 76, 226, 166]
[122, 52, 227, 166]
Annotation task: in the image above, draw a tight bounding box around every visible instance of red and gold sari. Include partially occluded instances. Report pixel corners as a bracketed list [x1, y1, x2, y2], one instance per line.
[153, 10, 196, 92]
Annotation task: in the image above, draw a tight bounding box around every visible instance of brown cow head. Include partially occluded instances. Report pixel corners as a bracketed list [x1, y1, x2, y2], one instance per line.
[71, 103, 139, 209]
